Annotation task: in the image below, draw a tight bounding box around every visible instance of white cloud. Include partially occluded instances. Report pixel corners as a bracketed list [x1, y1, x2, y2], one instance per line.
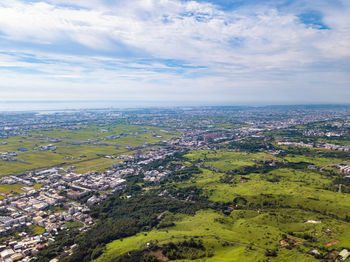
[0, 0, 349, 103]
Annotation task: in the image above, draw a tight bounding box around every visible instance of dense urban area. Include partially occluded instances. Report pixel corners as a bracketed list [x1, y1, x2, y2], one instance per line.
[0, 106, 350, 261]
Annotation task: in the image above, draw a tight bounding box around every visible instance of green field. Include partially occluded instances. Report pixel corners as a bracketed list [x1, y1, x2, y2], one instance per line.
[97, 207, 350, 262]
[0, 136, 45, 152]
[0, 136, 126, 176]
[0, 184, 25, 197]
[0, 184, 43, 199]
[28, 225, 46, 235]
[185, 150, 277, 172]
[106, 132, 175, 146]
[96, 149, 350, 261]
[284, 154, 345, 167]
[64, 157, 123, 172]
[0, 124, 179, 176]
[29, 124, 176, 142]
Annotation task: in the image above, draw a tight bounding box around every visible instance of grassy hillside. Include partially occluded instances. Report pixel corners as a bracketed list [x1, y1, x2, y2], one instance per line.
[96, 149, 350, 261]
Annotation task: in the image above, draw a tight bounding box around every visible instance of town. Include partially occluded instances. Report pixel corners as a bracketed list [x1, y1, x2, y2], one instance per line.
[1, 106, 350, 261]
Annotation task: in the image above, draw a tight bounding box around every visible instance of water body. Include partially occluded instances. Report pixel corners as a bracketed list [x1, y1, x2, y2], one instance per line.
[0, 101, 343, 112]
[0, 100, 198, 112]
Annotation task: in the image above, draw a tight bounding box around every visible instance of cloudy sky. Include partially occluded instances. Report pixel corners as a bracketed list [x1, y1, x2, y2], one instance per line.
[0, 0, 349, 105]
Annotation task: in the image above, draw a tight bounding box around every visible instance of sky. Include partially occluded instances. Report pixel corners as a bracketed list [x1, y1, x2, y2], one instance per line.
[0, 0, 349, 105]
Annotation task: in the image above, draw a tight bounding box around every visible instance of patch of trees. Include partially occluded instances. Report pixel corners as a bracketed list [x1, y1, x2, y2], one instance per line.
[162, 239, 208, 260]
[142, 150, 189, 172]
[162, 165, 202, 183]
[333, 177, 350, 186]
[265, 248, 278, 257]
[163, 185, 212, 203]
[35, 193, 206, 262]
[233, 196, 248, 207]
[117, 239, 209, 262]
[228, 138, 277, 152]
[283, 162, 310, 170]
[261, 173, 280, 183]
[219, 163, 283, 184]
[117, 251, 159, 262]
[277, 147, 312, 157]
[33, 228, 81, 261]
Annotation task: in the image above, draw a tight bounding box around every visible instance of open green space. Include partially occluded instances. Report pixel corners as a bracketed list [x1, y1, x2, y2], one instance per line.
[95, 149, 350, 261]
[284, 155, 345, 167]
[0, 124, 179, 176]
[29, 124, 176, 142]
[185, 150, 277, 172]
[107, 132, 175, 146]
[0, 184, 43, 199]
[64, 157, 123, 172]
[28, 225, 45, 235]
[0, 139, 128, 176]
[0, 184, 24, 197]
[97, 207, 350, 262]
[0, 136, 45, 152]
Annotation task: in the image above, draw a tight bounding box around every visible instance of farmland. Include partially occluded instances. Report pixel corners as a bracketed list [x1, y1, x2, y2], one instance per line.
[0, 124, 178, 177]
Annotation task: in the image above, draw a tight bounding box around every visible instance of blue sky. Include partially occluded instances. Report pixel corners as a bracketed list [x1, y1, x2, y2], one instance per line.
[0, 0, 349, 105]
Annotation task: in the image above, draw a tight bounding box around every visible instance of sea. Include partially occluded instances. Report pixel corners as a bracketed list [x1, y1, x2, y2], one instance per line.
[0, 101, 193, 112]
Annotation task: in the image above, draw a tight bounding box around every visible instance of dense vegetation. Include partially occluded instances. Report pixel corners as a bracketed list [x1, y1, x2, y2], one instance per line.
[34, 191, 209, 262]
[117, 239, 208, 262]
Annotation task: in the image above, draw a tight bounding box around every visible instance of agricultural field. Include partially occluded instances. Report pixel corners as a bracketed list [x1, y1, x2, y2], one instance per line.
[29, 124, 176, 142]
[0, 144, 124, 176]
[0, 124, 178, 176]
[0, 136, 44, 152]
[105, 132, 176, 146]
[63, 157, 123, 173]
[214, 123, 248, 129]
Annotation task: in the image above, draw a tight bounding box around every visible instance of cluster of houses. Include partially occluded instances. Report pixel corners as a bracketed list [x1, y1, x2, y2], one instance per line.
[278, 141, 314, 148]
[302, 129, 345, 138]
[0, 234, 50, 262]
[0, 145, 186, 261]
[143, 170, 170, 182]
[35, 144, 57, 151]
[277, 141, 350, 152]
[0, 152, 17, 162]
[0, 177, 93, 261]
[340, 166, 350, 175]
[0, 171, 96, 261]
[323, 143, 350, 152]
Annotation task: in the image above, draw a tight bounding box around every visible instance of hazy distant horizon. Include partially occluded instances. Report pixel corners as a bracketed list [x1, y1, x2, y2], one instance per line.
[0, 100, 349, 112]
